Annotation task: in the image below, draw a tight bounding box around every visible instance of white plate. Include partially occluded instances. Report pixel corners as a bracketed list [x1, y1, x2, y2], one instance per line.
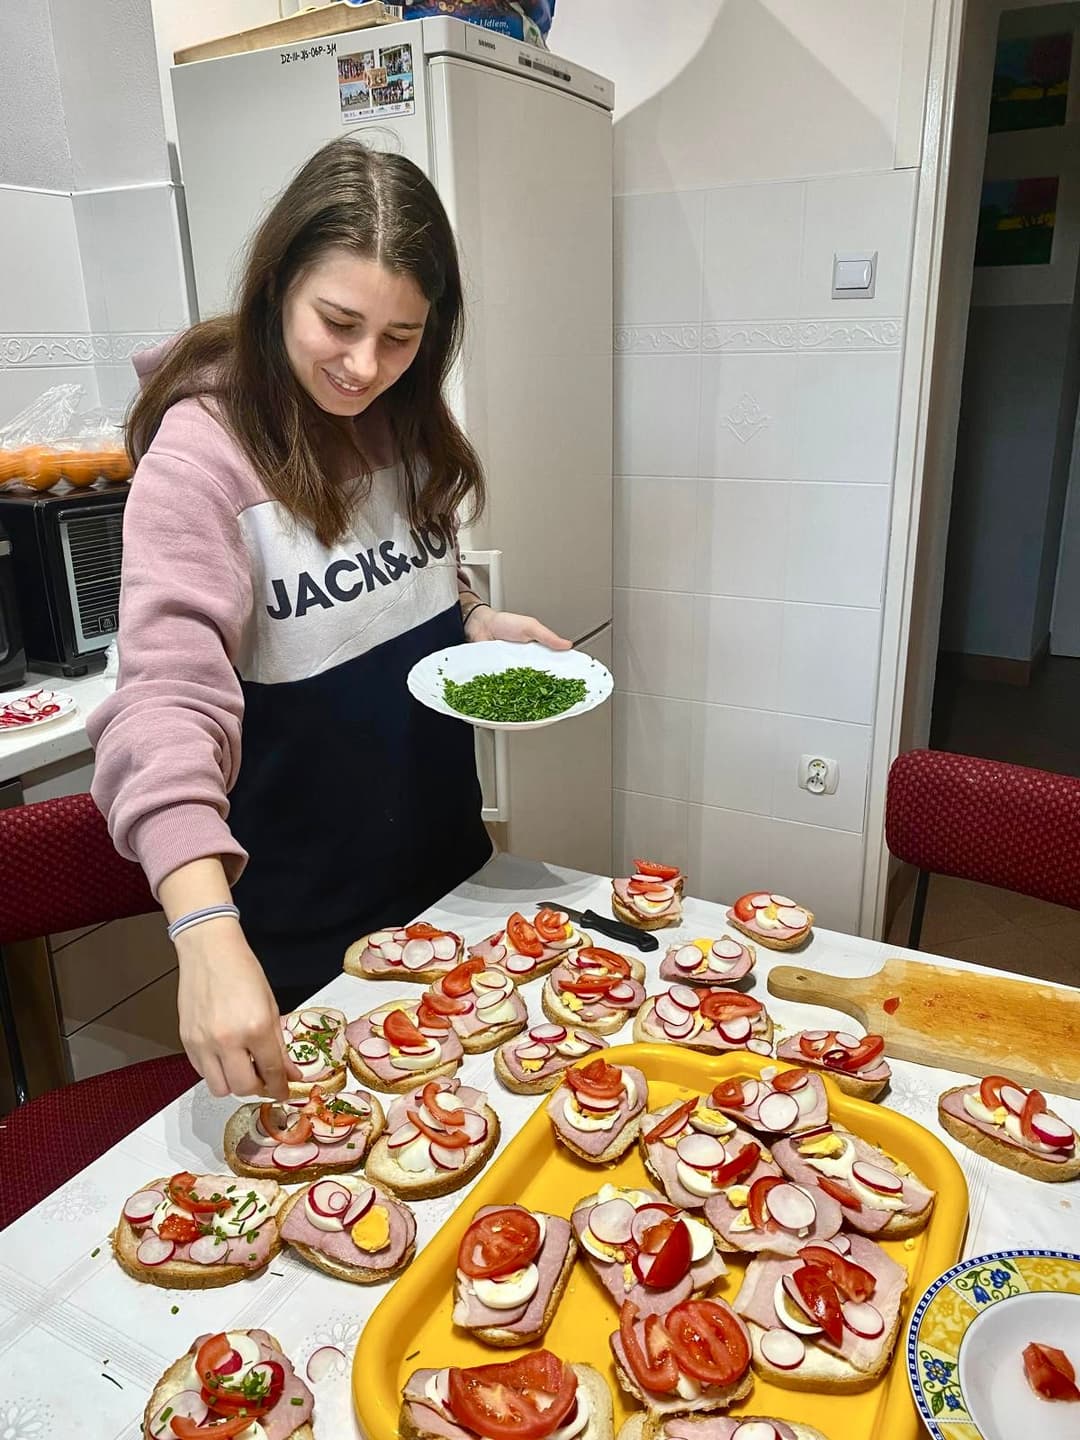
[0, 687, 77, 734]
[407, 640, 613, 732]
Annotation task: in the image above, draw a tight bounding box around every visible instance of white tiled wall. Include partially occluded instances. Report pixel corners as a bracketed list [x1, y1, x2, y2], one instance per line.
[612, 169, 916, 931]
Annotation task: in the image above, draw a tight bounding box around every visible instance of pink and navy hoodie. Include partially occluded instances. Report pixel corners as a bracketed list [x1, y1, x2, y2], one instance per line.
[89, 344, 490, 990]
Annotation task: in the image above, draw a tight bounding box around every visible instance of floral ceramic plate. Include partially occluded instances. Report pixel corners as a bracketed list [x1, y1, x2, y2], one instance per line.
[908, 1249, 1080, 1440]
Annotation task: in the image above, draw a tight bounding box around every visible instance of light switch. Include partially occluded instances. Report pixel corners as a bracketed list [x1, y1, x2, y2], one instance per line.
[832, 251, 877, 299]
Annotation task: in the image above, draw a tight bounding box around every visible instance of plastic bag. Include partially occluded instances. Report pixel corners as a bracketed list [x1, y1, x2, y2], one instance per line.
[402, 1, 555, 46]
[0, 384, 132, 491]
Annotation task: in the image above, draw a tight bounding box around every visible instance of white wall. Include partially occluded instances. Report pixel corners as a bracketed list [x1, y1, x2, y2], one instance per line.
[549, 0, 935, 933]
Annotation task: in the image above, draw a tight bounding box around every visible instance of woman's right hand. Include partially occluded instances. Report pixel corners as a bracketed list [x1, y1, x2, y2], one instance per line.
[175, 918, 291, 1100]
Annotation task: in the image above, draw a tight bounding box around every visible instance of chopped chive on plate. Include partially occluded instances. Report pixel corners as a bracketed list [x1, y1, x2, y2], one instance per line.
[407, 640, 613, 731]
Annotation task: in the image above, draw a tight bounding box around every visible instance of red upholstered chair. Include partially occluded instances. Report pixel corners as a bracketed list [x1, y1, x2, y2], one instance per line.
[885, 749, 1080, 948]
[0, 793, 197, 1229]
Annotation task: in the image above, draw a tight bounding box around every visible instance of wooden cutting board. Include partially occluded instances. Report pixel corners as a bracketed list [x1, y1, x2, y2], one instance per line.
[768, 956, 1080, 1099]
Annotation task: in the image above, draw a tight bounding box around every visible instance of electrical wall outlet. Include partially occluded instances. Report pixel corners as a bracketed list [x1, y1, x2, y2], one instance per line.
[799, 755, 839, 795]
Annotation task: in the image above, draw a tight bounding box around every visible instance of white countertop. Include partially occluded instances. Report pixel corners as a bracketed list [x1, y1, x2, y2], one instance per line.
[0, 669, 112, 784]
[0, 854, 1076, 1439]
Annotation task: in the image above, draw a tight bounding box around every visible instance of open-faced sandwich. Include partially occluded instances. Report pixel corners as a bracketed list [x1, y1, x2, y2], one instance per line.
[547, 1058, 648, 1163]
[659, 936, 756, 988]
[726, 893, 813, 952]
[115, 1172, 284, 1288]
[280, 1005, 348, 1097]
[572, 1184, 726, 1315]
[278, 1174, 415, 1283]
[543, 948, 647, 1035]
[734, 1235, 908, 1391]
[224, 1083, 383, 1183]
[774, 1030, 891, 1101]
[421, 957, 528, 1053]
[495, 1022, 608, 1095]
[705, 1069, 830, 1137]
[365, 1078, 500, 1199]
[144, 1329, 313, 1440]
[453, 1203, 577, 1346]
[770, 1125, 935, 1236]
[611, 1297, 752, 1415]
[401, 1351, 614, 1440]
[634, 987, 773, 1056]
[344, 921, 465, 983]
[938, 1075, 1080, 1182]
[612, 860, 685, 931]
[346, 997, 464, 1093]
[469, 908, 593, 983]
[618, 1417, 831, 1440]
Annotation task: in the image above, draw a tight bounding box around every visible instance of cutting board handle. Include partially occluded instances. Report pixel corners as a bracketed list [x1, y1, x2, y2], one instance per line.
[767, 965, 869, 1025]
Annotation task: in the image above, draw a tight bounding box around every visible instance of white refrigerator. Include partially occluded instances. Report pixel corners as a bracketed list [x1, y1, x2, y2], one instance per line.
[171, 17, 614, 874]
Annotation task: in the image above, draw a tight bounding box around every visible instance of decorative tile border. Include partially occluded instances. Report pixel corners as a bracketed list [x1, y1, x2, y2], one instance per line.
[0, 333, 170, 368]
[616, 318, 903, 355]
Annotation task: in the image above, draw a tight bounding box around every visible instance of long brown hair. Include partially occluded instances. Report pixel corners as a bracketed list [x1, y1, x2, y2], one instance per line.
[128, 137, 485, 546]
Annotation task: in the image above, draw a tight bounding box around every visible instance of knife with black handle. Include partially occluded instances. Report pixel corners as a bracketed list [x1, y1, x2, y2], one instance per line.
[539, 901, 660, 953]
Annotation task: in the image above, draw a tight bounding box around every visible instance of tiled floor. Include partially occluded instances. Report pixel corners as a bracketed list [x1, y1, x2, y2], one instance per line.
[886, 655, 1080, 987]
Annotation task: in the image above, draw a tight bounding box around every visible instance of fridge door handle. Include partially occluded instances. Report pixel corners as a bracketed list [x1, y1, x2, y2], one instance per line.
[459, 549, 509, 824]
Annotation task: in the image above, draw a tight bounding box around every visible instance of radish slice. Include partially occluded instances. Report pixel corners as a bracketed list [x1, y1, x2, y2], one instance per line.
[189, 1234, 230, 1265]
[655, 994, 690, 1026]
[589, 1197, 636, 1245]
[149, 1391, 207, 1437]
[851, 1161, 903, 1195]
[309, 1180, 353, 1217]
[575, 1092, 621, 1112]
[506, 954, 535, 974]
[714, 938, 744, 959]
[770, 894, 796, 907]
[776, 907, 809, 929]
[719, 1016, 752, 1044]
[381, 941, 404, 963]
[431, 1143, 466, 1170]
[757, 1092, 800, 1132]
[531, 1023, 567, 1042]
[766, 1184, 817, 1231]
[748, 893, 770, 908]
[306, 1346, 347, 1384]
[393, 929, 409, 943]
[630, 1205, 675, 1247]
[674, 945, 704, 970]
[432, 935, 458, 961]
[609, 982, 637, 1004]
[835, 1032, 861, 1049]
[342, 1185, 376, 1226]
[369, 931, 394, 947]
[136, 1235, 175, 1266]
[821, 1234, 851, 1255]
[487, 944, 508, 962]
[516, 1042, 551, 1062]
[669, 985, 700, 1011]
[663, 1014, 695, 1040]
[122, 1189, 164, 1225]
[402, 938, 436, 970]
[357, 1036, 391, 1061]
[842, 1301, 885, 1338]
[274, 1140, 321, 1169]
[760, 1329, 807, 1370]
[1030, 1113, 1075, 1148]
[460, 1112, 489, 1143]
[474, 970, 508, 990]
[676, 1132, 728, 1168]
[741, 1079, 761, 1105]
[1000, 1084, 1028, 1115]
[747, 1038, 773, 1055]
[329, 1031, 348, 1064]
[733, 1425, 782, 1440]
[803, 1029, 831, 1042]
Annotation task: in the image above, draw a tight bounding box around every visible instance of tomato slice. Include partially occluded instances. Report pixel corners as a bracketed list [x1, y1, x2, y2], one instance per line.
[566, 1058, 625, 1101]
[407, 1108, 472, 1147]
[158, 1212, 202, 1245]
[534, 908, 569, 942]
[1021, 1088, 1047, 1143]
[443, 958, 486, 997]
[1023, 1342, 1080, 1402]
[979, 1074, 1010, 1109]
[458, 1207, 542, 1279]
[747, 1176, 784, 1230]
[834, 1035, 886, 1072]
[710, 1078, 749, 1108]
[447, 1351, 577, 1440]
[304, 1087, 360, 1128]
[797, 1244, 876, 1302]
[406, 922, 445, 940]
[792, 1266, 844, 1346]
[664, 1299, 751, 1386]
[195, 1334, 233, 1388]
[641, 1218, 692, 1289]
[558, 975, 619, 998]
[633, 859, 681, 881]
[168, 1172, 234, 1215]
[577, 947, 631, 978]
[732, 893, 758, 922]
[700, 991, 762, 1024]
[799, 1031, 836, 1058]
[416, 998, 452, 1032]
[619, 1302, 679, 1394]
[772, 1067, 811, 1093]
[258, 1103, 314, 1145]
[172, 1417, 251, 1439]
[711, 1141, 761, 1187]
[507, 912, 544, 959]
[817, 1175, 863, 1211]
[423, 987, 471, 1016]
[643, 1098, 697, 1144]
[383, 1009, 426, 1048]
[423, 1081, 465, 1125]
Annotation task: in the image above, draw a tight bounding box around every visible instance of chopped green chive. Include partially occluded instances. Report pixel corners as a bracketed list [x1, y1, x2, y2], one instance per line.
[170, 1305, 179, 1315]
[91, 1246, 100, 1257]
[443, 667, 586, 723]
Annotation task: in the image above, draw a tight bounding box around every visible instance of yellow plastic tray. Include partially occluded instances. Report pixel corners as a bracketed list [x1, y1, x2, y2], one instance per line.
[353, 1044, 969, 1440]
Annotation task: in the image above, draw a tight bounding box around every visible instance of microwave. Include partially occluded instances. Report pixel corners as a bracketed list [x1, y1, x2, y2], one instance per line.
[0, 485, 128, 677]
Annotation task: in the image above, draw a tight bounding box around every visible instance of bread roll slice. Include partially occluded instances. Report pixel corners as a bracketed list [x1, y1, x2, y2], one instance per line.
[277, 1181, 415, 1283]
[144, 1331, 313, 1440]
[222, 1096, 385, 1185]
[938, 1085, 1080, 1182]
[366, 1104, 501, 1199]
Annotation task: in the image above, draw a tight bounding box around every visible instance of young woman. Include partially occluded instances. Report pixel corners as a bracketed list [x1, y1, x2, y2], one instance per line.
[89, 138, 567, 1102]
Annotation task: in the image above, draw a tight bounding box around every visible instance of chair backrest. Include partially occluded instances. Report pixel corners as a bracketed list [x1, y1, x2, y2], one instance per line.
[886, 748, 1080, 912]
[0, 793, 157, 945]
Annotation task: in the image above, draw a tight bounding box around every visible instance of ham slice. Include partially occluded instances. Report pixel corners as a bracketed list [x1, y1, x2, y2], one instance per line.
[771, 1129, 934, 1233]
[345, 1012, 463, 1082]
[775, 1034, 891, 1085]
[659, 942, 753, 987]
[547, 1066, 647, 1157]
[402, 1372, 474, 1440]
[939, 1086, 1075, 1163]
[280, 1188, 414, 1269]
[734, 1234, 906, 1374]
[498, 1030, 607, 1086]
[452, 1207, 574, 1331]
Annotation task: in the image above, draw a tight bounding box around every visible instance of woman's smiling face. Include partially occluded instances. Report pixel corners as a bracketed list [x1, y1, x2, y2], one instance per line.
[283, 247, 430, 416]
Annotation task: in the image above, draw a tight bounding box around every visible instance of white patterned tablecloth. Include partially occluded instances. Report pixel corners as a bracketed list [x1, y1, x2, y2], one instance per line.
[1, 854, 1077, 1439]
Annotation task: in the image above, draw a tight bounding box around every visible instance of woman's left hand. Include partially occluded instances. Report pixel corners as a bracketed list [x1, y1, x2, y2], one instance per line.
[466, 605, 572, 651]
